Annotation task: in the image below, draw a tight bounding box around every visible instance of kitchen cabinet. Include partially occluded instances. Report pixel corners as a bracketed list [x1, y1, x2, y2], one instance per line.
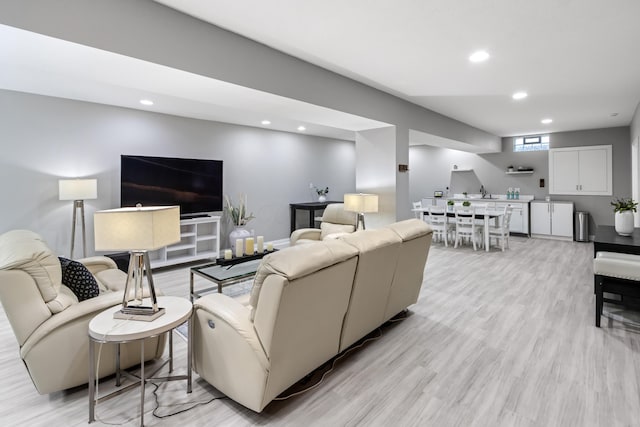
[549, 145, 612, 195]
[495, 201, 529, 235]
[530, 201, 574, 239]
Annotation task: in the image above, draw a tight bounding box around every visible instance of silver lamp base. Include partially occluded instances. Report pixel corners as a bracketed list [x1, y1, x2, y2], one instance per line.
[116, 250, 164, 321]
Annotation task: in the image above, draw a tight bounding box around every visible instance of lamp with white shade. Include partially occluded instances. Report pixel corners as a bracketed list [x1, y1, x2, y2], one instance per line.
[94, 206, 180, 320]
[59, 178, 97, 259]
[344, 193, 379, 230]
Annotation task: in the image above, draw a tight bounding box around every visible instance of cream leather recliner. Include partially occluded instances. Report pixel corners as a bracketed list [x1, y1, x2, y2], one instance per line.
[192, 219, 432, 412]
[290, 203, 357, 245]
[0, 230, 165, 394]
[192, 239, 360, 412]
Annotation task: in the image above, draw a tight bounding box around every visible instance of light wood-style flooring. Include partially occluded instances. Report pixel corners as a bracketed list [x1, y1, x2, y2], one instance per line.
[1, 237, 639, 426]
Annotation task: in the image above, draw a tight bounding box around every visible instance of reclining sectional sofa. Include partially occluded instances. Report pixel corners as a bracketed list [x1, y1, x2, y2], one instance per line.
[192, 218, 433, 412]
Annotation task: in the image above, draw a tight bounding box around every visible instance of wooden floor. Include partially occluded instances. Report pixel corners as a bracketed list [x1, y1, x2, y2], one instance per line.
[1, 237, 640, 426]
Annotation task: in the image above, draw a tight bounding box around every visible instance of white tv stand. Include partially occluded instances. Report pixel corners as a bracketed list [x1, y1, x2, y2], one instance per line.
[149, 215, 221, 268]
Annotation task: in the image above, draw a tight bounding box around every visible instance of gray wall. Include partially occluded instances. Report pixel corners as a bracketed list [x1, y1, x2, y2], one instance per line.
[0, 90, 355, 256]
[409, 126, 630, 229]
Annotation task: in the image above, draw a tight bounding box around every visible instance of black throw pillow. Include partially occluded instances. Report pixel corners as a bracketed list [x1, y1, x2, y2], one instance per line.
[58, 257, 100, 301]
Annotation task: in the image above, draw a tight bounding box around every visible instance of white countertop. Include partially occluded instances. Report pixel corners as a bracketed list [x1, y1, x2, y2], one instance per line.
[427, 194, 533, 203]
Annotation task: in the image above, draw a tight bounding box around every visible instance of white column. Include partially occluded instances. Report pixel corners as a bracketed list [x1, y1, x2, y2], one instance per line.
[356, 126, 409, 228]
[633, 135, 640, 227]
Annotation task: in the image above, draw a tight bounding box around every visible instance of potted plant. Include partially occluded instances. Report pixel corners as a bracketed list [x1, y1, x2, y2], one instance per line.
[447, 199, 454, 211]
[315, 186, 329, 202]
[462, 200, 471, 207]
[611, 197, 637, 236]
[225, 194, 255, 245]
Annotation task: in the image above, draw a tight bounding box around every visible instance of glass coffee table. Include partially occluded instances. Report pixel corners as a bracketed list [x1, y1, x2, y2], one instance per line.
[189, 259, 262, 302]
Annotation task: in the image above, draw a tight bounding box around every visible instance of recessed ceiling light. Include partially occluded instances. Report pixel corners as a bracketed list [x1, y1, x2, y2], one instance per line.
[512, 92, 528, 100]
[297, 126, 306, 132]
[261, 120, 271, 125]
[469, 50, 490, 63]
[541, 118, 553, 124]
[139, 99, 154, 106]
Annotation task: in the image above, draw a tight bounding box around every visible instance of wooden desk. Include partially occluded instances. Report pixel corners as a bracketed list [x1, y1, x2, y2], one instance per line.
[594, 225, 640, 256]
[289, 201, 341, 233]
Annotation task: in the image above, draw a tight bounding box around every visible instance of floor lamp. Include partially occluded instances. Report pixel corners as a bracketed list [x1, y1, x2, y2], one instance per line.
[344, 193, 379, 230]
[59, 179, 97, 259]
[94, 206, 180, 320]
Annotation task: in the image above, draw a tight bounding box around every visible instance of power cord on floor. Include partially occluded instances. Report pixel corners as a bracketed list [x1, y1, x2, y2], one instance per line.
[93, 309, 409, 421]
[150, 381, 228, 419]
[274, 310, 408, 401]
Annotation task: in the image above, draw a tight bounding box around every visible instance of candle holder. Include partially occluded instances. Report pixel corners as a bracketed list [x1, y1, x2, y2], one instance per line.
[215, 248, 278, 266]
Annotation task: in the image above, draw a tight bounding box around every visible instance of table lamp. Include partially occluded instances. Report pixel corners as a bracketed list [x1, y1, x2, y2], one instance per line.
[344, 193, 379, 230]
[94, 206, 180, 320]
[59, 178, 98, 259]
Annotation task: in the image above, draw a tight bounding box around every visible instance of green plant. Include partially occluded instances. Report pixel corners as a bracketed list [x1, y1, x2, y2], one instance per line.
[611, 197, 638, 213]
[462, 200, 471, 207]
[447, 200, 454, 206]
[225, 194, 255, 226]
[315, 186, 329, 196]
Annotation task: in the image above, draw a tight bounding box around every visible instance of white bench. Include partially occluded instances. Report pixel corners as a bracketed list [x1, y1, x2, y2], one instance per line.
[593, 251, 640, 327]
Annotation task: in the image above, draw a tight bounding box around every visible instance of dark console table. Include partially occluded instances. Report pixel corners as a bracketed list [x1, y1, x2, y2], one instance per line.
[289, 201, 341, 233]
[594, 225, 640, 257]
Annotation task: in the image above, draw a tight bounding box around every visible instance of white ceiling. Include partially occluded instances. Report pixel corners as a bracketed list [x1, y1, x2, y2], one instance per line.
[156, 0, 640, 137]
[0, 24, 389, 142]
[2, 0, 640, 148]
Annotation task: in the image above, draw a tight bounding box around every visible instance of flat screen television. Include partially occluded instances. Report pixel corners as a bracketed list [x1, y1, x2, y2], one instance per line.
[120, 155, 223, 218]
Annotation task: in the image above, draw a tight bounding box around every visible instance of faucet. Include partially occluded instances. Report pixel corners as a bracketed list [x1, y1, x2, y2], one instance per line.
[480, 185, 487, 199]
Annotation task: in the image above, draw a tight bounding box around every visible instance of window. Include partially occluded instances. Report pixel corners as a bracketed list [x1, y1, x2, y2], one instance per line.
[514, 135, 549, 152]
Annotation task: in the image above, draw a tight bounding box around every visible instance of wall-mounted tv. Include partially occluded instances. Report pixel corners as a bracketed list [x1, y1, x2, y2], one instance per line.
[121, 155, 223, 218]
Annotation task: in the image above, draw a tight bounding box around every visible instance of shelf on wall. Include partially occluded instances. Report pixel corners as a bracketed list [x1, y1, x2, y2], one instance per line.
[451, 168, 473, 172]
[505, 170, 534, 175]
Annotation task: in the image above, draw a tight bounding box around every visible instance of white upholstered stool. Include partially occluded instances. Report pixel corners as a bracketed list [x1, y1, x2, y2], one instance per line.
[593, 251, 640, 327]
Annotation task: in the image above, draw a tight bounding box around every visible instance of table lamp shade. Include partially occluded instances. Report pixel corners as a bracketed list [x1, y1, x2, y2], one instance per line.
[59, 179, 97, 201]
[94, 206, 180, 251]
[344, 193, 379, 213]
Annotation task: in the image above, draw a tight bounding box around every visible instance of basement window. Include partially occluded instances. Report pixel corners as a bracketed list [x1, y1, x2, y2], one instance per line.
[514, 135, 549, 152]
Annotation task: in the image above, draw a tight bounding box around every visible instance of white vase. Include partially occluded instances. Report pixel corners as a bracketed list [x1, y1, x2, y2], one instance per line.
[614, 210, 634, 236]
[318, 195, 327, 203]
[229, 226, 251, 248]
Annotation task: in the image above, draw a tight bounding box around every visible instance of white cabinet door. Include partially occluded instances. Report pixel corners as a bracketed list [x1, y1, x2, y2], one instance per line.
[551, 203, 574, 238]
[530, 202, 551, 235]
[550, 150, 579, 194]
[579, 148, 609, 193]
[549, 145, 612, 195]
[509, 207, 524, 233]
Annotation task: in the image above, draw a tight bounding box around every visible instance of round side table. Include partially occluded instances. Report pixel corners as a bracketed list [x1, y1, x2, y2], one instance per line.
[88, 296, 192, 426]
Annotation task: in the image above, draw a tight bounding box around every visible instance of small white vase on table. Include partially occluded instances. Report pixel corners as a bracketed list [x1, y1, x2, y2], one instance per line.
[611, 197, 637, 236]
[315, 186, 329, 203]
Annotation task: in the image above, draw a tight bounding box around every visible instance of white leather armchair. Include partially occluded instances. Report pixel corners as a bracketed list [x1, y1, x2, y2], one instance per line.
[0, 230, 165, 394]
[290, 203, 357, 245]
